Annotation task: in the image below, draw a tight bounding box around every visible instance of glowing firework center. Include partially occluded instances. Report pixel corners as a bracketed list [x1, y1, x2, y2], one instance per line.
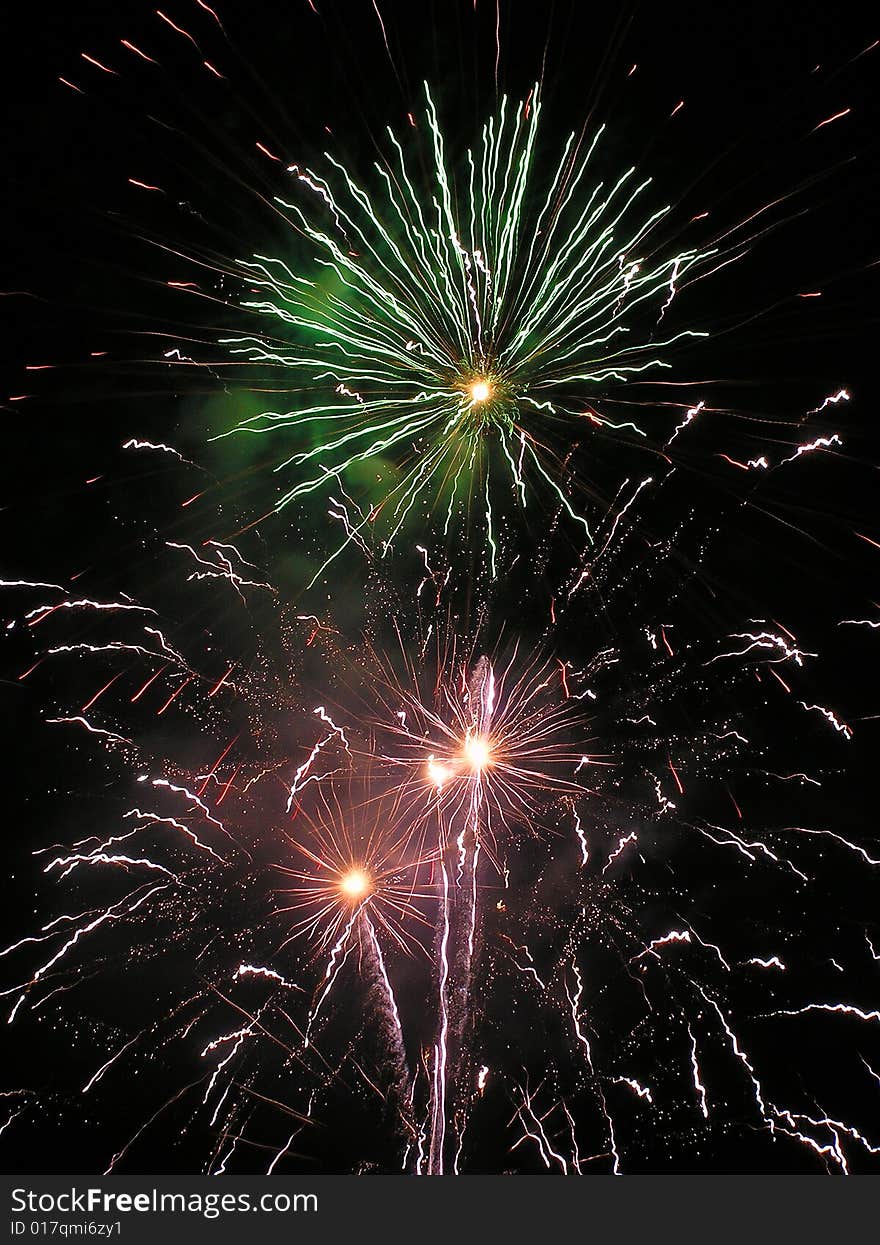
[463, 731, 492, 773]
[456, 366, 516, 435]
[470, 380, 491, 403]
[339, 867, 372, 901]
[426, 731, 494, 789]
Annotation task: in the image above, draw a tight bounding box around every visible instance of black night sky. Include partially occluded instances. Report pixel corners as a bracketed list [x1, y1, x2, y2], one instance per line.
[2, 1, 879, 1177]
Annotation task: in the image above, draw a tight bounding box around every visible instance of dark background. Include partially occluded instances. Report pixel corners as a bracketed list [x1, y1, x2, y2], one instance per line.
[1, 0, 879, 1175]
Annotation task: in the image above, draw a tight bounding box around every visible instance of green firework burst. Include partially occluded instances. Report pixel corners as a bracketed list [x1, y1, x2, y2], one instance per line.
[219, 83, 711, 579]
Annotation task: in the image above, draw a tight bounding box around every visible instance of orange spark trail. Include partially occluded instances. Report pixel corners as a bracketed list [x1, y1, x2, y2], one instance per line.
[81, 53, 117, 75]
[208, 665, 235, 698]
[195, 0, 224, 28]
[156, 10, 200, 47]
[668, 757, 684, 795]
[156, 676, 194, 715]
[768, 667, 791, 694]
[812, 107, 851, 132]
[82, 671, 124, 712]
[121, 40, 157, 63]
[198, 736, 239, 796]
[216, 766, 240, 807]
[130, 665, 168, 703]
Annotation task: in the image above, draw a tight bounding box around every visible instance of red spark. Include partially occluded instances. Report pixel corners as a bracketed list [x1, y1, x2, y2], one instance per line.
[156, 10, 200, 47]
[768, 666, 791, 694]
[667, 757, 684, 795]
[80, 52, 117, 75]
[197, 735, 239, 796]
[222, 506, 276, 540]
[130, 664, 168, 703]
[773, 618, 797, 645]
[82, 671, 124, 712]
[812, 107, 851, 132]
[207, 665, 235, 698]
[557, 660, 570, 699]
[121, 39, 157, 63]
[216, 765, 240, 807]
[298, 615, 335, 647]
[156, 675, 194, 715]
[27, 606, 59, 628]
[195, 0, 224, 27]
[855, 531, 880, 551]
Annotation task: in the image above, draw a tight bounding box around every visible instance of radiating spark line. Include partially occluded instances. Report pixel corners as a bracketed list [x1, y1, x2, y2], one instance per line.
[687, 1022, 709, 1119]
[123, 809, 224, 861]
[798, 702, 853, 740]
[812, 107, 851, 132]
[809, 388, 850, 413]
[45, 717, 131, 746]
[6, 884, 170, 1024]
[603, 831, 637, 874]
[614, 1077, 653, 1103]
[666, 400, 704, 445]
[771, 1003, 880, 1024]
[82, 1034, 141, 1094]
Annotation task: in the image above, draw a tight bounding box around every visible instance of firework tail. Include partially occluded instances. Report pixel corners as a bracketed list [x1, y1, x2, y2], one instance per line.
[360, 913, 419, 1161]
[428, 657, 493, 1174]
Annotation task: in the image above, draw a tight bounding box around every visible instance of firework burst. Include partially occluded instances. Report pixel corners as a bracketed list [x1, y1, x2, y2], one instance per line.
[361, 635, 595, 870]
[2, 443, 878, 1175]
[219, 83, 710, 577]
[2, 0, 878, 1184]
[276, 782, 438, 960]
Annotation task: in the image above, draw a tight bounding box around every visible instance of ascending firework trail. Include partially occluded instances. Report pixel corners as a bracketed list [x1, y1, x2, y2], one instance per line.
[429, 656, 494, 1174]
